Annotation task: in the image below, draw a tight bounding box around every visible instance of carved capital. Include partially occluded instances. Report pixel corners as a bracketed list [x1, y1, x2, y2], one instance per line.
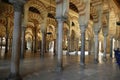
[13, 3, 24, 12]
[22, 26, 26, 31]
[9, 0, 26, 12]
[56, 16, 66, 22]
[103, 33, 108, 37]
[94, 29, 100, 35]
[94, 31, 99, 35]
[80, 25, 87, 33]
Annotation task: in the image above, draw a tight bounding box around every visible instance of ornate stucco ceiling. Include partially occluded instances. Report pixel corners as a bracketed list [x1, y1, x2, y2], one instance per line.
[114, 0, 120, 8]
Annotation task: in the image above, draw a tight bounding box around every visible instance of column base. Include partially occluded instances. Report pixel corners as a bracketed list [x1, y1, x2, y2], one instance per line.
[20, 55, 24, 59]
[102, 57, 107, 62]
[6, 73, 22, 80]
[55, 66, 63, 72]
[94, 59, 99, 64]
[80, 62, 85, 67]
[110, 54, 112, 58]
[66, 52, 70, 56]
[40, 54, 44, 58]
[34, 50, 37, 53]
[75, 51, 78, 56]
[88, 52, 91, 55]
[53, 53, 57, 56]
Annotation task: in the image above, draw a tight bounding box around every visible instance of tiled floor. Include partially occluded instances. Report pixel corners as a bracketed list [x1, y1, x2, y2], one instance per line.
[0, 50, 120, 80]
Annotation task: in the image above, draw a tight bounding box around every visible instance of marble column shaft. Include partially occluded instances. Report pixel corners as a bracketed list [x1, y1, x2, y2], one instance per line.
[110, 37, 113, 58]
[9, 3, 23, 79]
[56, 17, 64, 71]
[54, 39, 56, 54]
[5, 17, 9, 54]
[41, 32, 45, 56]
[66, 34, 70, 55]
[94, 32, 99, 63]
[114, 40, 118, 50]
[34, 27, 37, 53]
[80, 25, 86, 66]
[88, 40, 91, 55]
[0, 37, 2, 49]
[103, 36, 107, 58]
[55, 34, 58, 56]
[118, 40, 120, 49]
[21, 27, 25, 59]
[9, 38, 12, 53]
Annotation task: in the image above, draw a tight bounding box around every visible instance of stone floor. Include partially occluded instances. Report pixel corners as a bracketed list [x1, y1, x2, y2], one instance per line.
[0, 50, 120, 80]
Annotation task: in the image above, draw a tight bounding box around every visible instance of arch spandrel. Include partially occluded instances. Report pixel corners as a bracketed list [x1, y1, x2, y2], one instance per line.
[28, 12, 42, 24]
[0, 23, 6, 37]
[47, 18, 57, 28]
[26, 0, 48, 19]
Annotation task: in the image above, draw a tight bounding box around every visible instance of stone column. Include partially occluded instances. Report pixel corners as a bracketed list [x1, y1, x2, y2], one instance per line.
[94, 31, 99, 63]
[80, 25, 86, 66]
[21, 27, 25, 59]
[102, 35, 107, 61]
[66, 31, 70, 56]
[75, 39, 79, 55]
[110, 37, 113, 58]
[56, 17, 65, 71]
[53, 28, 58, 56]
[41, 31, 45, 56]
[118, 40, 120, 49]
[9, 38, 12, 53]
[0, 37, 1, 57]
[114, 40, 118, 50]
[88, 39, 91, 55]
[34, 27, 37, 53]
[55, 0, 69, 71]
[5, 17, 9, 54]
[54, 33, 58, 56]
[53, 39, 56, 55]
[32, 39, 34, 52]
[7, 1, 25, 79]
[0, 37, 2, 50]
[78, 0, 90, 66]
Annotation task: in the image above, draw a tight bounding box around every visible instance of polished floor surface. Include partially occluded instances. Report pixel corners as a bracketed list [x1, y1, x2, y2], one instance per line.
[0, 50, 120, 80]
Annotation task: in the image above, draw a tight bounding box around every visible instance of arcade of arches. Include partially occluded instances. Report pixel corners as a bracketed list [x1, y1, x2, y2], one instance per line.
[0, 0, 120, 80]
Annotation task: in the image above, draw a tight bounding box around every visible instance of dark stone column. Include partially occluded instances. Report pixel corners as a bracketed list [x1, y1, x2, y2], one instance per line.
[40, 31, 45, 56]
[66, 30, 70, 56]
[75, 39, 79, 55]
[7, 1, 25, 80]
[80, 25, 86, 66]
[5, 17, 9, 54]
[88, 40, 91, 55]
[110, 37, 113, 58]
[0, 37, 2, 50]
[102, 35, 107, 61]
[94, 32, 99, 64]
[53, 39, 56, 55]
[21, 27, 25, 59]
[31, 39, 34, 52]
[34, 27, 37, 53]
[9, 38, 12, 53]
[54, 29, 58, 56]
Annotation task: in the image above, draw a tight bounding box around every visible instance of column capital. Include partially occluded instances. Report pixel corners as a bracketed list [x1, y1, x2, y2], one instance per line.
[56, 16, 67, 22]
[94, 27, 101, 35]
[103, 33, 108, 37]
[80, 25, 87, 33]
[22, 26, 26, 30]
[9, 0, 26, 12]
[94, 31, 99, 35]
